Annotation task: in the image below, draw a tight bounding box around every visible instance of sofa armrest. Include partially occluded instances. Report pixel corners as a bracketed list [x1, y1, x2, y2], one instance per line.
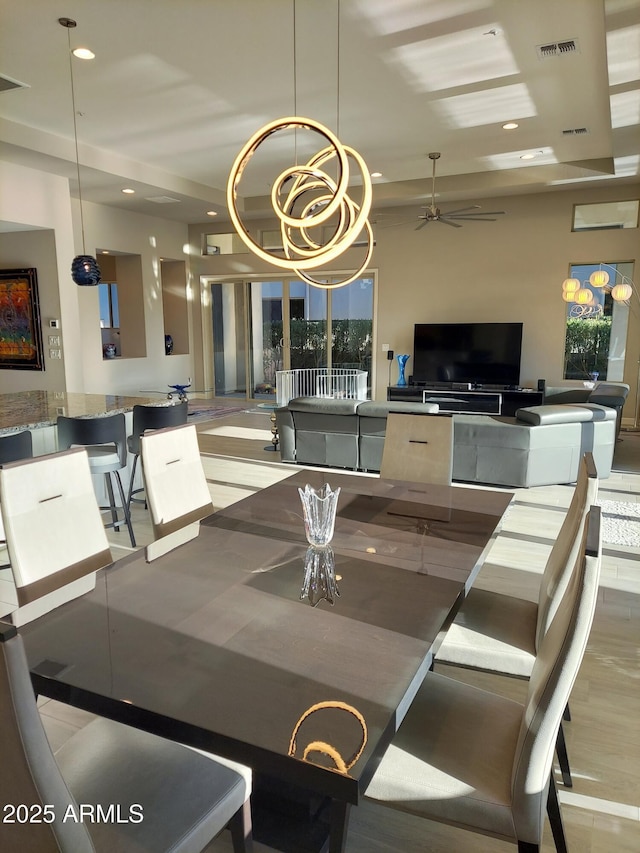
[588, 382, 630, 408]
[516, 405, 595, 425]
[274, 407, 295, 461]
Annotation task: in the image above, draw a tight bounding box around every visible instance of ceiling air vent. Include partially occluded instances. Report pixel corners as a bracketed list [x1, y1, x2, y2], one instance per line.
[536, 39, 579, 59]
[145, 196, 181, 204]
[0, 73, 29, 93]
[562, 127, 589, 135]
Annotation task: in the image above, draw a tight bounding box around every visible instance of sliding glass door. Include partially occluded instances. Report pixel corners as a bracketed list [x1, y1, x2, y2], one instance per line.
[210, 274, 374, 400]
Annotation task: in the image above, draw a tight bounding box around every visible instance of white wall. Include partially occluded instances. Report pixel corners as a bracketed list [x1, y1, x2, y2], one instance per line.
[0, 157, 195, 397]
[0, 162, 83, 391]
[75, 200, 193, 395]
[189, 182, 640, 418]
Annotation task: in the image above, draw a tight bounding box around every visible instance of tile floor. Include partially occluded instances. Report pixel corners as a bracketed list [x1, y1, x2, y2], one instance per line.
[37, 412, 640, 852]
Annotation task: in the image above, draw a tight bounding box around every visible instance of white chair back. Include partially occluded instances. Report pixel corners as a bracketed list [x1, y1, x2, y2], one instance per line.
[535, 452, 598, 650]
[0, 448, 112, 625]
[511, 506, 602, 843]
[0, 621, 95, 852]
[381, 413, 453, 485]
[141, 424, 213, 540]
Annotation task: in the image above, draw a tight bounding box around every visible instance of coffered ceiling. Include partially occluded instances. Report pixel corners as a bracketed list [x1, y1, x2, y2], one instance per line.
[1, 0, 638, 225]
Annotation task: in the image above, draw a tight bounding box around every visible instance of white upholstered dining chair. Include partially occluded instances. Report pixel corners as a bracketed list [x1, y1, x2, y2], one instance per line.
[380, 413, 453, 485]
[0, 448, 113, 627]
[434, 452, 598, 786]
[126, 400, 189, 513]
[0, 619, 253, 852]
[140, 423, 214, 558]
[0, 429, 34, 614]
[364, 506, 602, 853]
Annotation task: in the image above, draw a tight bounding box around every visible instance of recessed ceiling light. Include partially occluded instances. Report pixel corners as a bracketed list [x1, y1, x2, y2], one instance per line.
[503, 121, 519, 130]
[520, 153, 536, 160]
[72, 47, 95, 60]
[370, 171, 382, 178]
[121, 188, 135, 194]
[206, 210, 218, 216]
[101, 250, 109, 254]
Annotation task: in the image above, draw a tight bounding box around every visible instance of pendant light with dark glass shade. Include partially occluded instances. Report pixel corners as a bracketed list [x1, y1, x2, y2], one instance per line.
[59, 17, 101, 286]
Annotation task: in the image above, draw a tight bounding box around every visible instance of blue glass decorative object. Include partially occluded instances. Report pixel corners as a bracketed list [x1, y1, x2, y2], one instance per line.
[71, 255, 101, 286]
[396, 353, 410, 387]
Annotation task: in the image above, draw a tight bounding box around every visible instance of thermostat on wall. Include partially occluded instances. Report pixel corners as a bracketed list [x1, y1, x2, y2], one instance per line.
[49, 319, 60, 328]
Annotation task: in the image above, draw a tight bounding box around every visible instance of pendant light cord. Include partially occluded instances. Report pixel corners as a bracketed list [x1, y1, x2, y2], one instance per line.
[292, 0, 298, 164]
[65, 25, 87, 255]
[336, 0, 340, 138]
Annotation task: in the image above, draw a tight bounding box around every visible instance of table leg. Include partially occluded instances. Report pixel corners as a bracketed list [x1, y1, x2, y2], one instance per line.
[264, 409, 279, 452]
[328, 800, 351, 853]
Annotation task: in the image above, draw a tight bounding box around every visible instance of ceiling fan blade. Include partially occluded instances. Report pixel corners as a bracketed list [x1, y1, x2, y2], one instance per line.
[441, 210, 500, 222]
[441, 205, 481, 215]
[446, 210, 506, 217]
[439, 218, 462, 228]
[415, 220, 429, 230]
[443, 216, 500, 222]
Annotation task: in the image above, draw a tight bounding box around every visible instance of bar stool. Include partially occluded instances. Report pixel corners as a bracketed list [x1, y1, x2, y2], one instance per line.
[126, 401, 188, 513]
[0, 430, 34, 572]
[57, 413, 136, 547]
[0, 430, 33, 466]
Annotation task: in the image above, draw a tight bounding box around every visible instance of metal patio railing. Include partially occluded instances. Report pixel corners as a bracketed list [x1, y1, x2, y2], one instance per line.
[276, 368, 368, 407]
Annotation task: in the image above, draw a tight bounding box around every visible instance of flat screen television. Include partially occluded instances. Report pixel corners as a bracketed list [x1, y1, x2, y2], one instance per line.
[412, 322, 523, 387]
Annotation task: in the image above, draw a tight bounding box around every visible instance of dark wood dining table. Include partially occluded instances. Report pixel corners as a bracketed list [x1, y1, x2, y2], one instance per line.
[22, 469, 512, 853]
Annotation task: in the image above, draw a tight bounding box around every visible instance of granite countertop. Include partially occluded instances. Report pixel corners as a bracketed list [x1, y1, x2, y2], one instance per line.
[0, 391, 164, 434]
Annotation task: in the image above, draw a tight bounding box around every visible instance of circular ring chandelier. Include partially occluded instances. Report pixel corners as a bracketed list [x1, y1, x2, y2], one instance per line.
[226, 116, 373, 289]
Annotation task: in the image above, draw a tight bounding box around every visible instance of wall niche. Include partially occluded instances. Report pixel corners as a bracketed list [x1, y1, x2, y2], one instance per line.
[161, 259, 189, 356]
[98, 252, 146, 359]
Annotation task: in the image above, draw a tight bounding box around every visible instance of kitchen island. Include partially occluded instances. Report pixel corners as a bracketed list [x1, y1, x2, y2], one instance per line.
[0, 390, 161, 453]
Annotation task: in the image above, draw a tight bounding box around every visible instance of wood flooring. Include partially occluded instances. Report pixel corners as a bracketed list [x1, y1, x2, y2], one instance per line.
[38, 411, 640, 853]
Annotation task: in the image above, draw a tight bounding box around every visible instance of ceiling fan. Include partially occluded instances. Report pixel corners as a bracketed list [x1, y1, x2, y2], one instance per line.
[416, 152, 506, 229]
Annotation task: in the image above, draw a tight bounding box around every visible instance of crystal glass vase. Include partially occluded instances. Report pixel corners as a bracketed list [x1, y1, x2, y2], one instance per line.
[298, 482, 341, 547]
[300, 546, 340, 607]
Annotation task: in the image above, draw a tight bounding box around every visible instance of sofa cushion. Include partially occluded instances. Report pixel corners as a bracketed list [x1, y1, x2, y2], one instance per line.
[289, 396, 360, 415]
[357, 401, 439, 441]
[543, 387, 591, 405]
[357, 401, 439, 418]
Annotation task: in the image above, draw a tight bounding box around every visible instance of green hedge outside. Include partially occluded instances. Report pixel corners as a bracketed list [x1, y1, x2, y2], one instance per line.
[564, 317, 611, 379]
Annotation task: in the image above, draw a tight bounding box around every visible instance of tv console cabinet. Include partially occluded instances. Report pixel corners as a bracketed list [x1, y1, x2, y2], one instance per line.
[387, 385, 544, 417]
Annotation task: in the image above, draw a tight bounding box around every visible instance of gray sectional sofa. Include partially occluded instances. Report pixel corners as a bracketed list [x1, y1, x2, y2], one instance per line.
[275, 397, 617, 487]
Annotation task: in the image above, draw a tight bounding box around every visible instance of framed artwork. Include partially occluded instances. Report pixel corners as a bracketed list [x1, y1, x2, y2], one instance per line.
[0, 268, 45, 370]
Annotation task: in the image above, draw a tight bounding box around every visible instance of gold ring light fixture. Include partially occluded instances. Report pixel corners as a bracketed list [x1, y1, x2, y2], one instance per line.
[226, 2, 373, 289]
[227, 118, 373, 289]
